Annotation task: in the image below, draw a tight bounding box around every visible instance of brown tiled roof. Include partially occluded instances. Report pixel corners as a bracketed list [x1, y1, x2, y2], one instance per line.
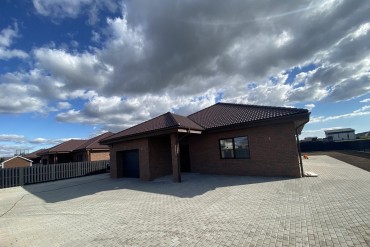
[101, 103, 309, 144]
[188, 103, 309, 129]
[75, 132, 113, 151]
[24, 149, 46, 159]
[102, 112, 204, 142]
[39, 139, 87, 154]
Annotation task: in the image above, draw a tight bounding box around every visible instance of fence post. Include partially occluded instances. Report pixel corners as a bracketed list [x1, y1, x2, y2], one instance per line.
[19, 167, 24, 186]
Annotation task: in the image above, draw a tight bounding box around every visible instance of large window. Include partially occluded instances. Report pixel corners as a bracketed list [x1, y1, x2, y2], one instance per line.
[219, 136, 250, 159]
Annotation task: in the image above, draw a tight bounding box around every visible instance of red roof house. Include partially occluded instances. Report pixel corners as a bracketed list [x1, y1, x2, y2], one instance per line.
[37, 132, 114, 165]
[101, 103, 310, 182]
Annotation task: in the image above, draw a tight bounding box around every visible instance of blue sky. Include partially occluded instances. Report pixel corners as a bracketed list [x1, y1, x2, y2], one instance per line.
[1, 0, 370, 157]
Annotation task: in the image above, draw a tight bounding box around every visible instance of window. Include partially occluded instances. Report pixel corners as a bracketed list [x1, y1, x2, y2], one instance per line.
[219, 136, 250, 159]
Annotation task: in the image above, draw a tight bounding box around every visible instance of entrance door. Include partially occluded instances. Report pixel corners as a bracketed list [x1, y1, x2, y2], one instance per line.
[121, 150, 140, 178]
[180, 144, 191, 172]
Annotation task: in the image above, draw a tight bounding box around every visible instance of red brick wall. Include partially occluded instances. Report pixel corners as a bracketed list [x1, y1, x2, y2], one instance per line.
[109, 138, 150, 180]
[188, 122, 301, 178]
[148, 136, 172, 180]
[3, 157, 32, 168]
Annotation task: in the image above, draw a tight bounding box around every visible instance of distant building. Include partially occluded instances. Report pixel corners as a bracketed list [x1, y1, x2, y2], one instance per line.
[356, 131, 370, 139]
[303, 137, 318, 142]
[324, 128, 355, 141]
[1, 156, 33, 168]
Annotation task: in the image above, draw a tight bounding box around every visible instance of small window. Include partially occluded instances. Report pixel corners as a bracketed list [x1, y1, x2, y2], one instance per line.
[220, 138, 234, 158]
[219, 136, 250, 159]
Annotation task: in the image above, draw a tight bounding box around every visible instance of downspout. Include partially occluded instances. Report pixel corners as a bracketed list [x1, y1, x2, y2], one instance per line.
[295, 120, 309, 177]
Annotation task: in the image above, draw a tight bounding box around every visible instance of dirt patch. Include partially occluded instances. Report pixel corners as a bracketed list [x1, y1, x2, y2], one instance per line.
[305, 151, 370, 172]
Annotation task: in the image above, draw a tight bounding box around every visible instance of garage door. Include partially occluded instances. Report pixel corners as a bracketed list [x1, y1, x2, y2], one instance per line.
[121, 149, 140, 178]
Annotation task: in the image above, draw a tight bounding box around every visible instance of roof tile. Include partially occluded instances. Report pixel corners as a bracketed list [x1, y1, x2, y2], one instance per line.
[103, 112, 203, 142]
[75, 132, 113, 150]
[188, 103, 308, 129]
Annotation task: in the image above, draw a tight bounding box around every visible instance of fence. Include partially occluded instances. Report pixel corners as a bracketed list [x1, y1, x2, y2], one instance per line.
[0, 160, 109, 189]
[300, 139, 370, 152]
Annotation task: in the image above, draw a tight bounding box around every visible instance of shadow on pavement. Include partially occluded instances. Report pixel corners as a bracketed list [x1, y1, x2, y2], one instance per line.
[22, 173, 293, 203]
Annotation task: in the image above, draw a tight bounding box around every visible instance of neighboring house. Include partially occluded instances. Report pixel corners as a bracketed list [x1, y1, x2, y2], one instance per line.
[356, 131, 370, 139]
[23, 149, 46, 164]
[73, 132, 113, 162]
[1, 156, 33, 168]
[302, 137, 318, 142]
[38, 140, 87, 164]
[37, 133, 113, 165]
[101, 103, 310, 182]
[325, 128, 355, 141]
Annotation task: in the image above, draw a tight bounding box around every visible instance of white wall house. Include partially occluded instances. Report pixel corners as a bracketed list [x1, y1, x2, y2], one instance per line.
[325, 128, 355, 141]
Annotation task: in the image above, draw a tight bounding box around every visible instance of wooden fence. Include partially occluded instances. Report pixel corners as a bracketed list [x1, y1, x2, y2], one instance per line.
[0, 160, 109, 189]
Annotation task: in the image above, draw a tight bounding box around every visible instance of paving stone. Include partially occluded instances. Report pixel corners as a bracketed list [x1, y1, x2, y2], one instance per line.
[0, 155, 370, 246]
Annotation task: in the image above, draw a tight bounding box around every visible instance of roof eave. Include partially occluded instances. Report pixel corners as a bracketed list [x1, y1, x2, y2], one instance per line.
[203, 112, 310, 133]
[101, 127, 203, 144]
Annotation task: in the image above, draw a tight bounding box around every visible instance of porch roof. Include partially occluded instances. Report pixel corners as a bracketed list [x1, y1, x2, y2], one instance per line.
[101, 112, 204, 144]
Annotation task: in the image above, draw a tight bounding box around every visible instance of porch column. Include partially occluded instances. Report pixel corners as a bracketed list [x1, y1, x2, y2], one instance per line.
[170, 133, 181, 183]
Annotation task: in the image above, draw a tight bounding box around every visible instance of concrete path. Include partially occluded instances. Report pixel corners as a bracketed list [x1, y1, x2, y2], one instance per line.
[0, 156, 369, 246]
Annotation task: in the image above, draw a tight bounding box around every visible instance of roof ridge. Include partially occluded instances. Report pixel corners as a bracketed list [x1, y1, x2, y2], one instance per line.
[166, 112, 180, 126]
[107, 112, 176, 140]
[216, 102, 306, 111]
[187, 103, 218, 117]
[2, 155, 33, 164]
[84, 132, 112, 149]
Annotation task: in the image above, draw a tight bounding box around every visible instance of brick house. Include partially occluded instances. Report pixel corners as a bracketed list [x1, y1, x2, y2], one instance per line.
[24, 149, 46, 164]
[38, 132, 113, 164]
[72, 132, 113, 162]
[1, 156, 33, 168]
[100, 103, 310, 182]
[38, 140, 86, 164]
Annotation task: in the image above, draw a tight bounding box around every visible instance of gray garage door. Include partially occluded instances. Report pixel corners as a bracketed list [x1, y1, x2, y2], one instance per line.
[121, 149, 140, 178]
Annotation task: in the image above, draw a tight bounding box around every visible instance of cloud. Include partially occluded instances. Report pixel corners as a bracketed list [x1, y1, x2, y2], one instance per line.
[57, 102, 72, 110]
[33, 48, 112, 91]
[310, 105, 370, 124]
[0, 134, 25, 143]
[305, 104, 315, 111]
[0, 0, 369, 132]
[0, 24, 28, 60]
[0, 83, 46, 113]
[360, 98, 370, 103]
[32, 0, 119, 25]
[30, 138, 49, 144]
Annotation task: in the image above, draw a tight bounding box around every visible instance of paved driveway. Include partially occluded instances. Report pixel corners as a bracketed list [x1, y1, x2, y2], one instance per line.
[1, 156, 369, 247]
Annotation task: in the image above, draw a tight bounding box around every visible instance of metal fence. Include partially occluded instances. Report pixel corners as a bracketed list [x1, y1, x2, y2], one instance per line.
[0, 160, 109, 189]
[300, 139, 370, 152]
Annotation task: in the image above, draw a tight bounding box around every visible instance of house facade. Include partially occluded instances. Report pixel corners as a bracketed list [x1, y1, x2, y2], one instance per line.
[72, 132, 113, 162]
[1, 156, 33, 168]
[101, 103, 310, 182]
[38, 132, 113, 165]
[325, 128, 355, 141]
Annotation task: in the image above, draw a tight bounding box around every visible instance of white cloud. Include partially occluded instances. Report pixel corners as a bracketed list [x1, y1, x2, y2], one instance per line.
[0, 24, 28, 60]
[34, 48, 112, 90]
[57, 102, 72, 110]
[275, 31, 293, 48]
[0, 134, 25, 143]
[305, 104, 315, 111]
[0, 83, 46, 113]
[0, 24, 18, 47]
[30, 138, 49, 144]
[32, 0, 119, 25]
[360, 98, 370, 103]
[309, 105, 370, 124]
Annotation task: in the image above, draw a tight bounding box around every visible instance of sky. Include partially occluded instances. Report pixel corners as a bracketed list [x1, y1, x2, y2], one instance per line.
[0, 0, 370, 157]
